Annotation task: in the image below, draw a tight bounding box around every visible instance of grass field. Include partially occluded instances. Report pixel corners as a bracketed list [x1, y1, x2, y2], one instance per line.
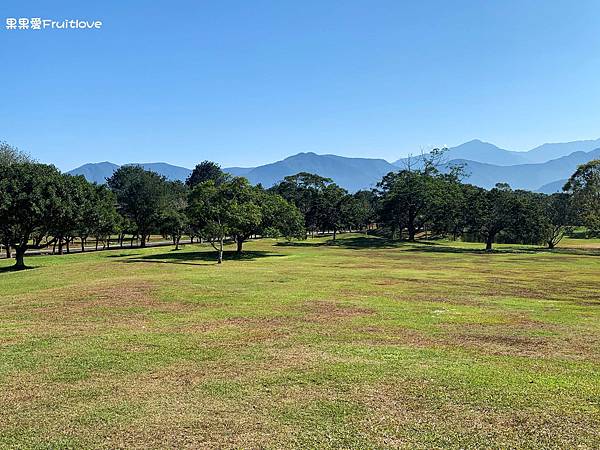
[1, 234, 599, 448]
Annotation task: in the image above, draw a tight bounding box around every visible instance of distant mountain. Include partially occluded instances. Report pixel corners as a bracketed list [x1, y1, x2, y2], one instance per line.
[224, 167, 254, 177]
[68, 162, 192, 183]
[67, 162, 120, 184]
[67, 153, 397, 192]
[66, 139, 600, 193]
[240, 152, 398, 191]
[394, 138, 600, 167]
[537, 179, 568, 194]
[128, 163, 191, 181]
[453, 148, 600, 191]
[394, 139, 530, 167]
[525, 138, 600, 163]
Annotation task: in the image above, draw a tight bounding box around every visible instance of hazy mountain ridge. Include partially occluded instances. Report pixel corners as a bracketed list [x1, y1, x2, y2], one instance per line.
[67, 138, 600, 192]
[445, 148, 600, 191]
[394, 139, 530, 167]
[240, 152, 397, 191]
[525, 138, 600, 163]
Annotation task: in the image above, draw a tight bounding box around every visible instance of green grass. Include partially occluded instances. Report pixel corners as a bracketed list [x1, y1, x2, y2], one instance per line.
[1, 235, 599, 448]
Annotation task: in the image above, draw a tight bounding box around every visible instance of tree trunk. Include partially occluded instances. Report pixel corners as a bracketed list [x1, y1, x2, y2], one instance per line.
[58, 238, 64, 255]
[217, 236, 223, 264]
[140, 234, 147, 248]
[175, 236, 180, 251]
[485, 235, 494, 251]
[548, 241, 555, 249]
[66, 239, 70, 254]
[408, 223, 416, 242]
[81, 239, 85, 252]
[333, 229, 337, 241]
[236, 237, 243, 254]
[14, 247, 26, 269]
[5, 244, 11, 259]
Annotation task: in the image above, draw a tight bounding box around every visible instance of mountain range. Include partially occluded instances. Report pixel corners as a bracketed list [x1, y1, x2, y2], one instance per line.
[67, 138, 600, 193]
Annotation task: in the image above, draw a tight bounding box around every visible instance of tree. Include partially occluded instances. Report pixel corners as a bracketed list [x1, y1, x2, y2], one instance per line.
[272, 172, 334, 238]
[0, 142, 34, 257]
[564, 160, 600, 236]
[258, 191, 305, 241]
[316, 184, 348, 240]
[376, 170, 434, 241]
[187, 180, 233, 263]
[49, 175, 90, 255]
[468, 184, 515, 251]
[467, 184, 546, 250]
[160, 181, 189, 250]
[424, 174, 467, 239]
[89, 185, 121, 250]
[107, 166, 169, 247]
[542, 193, 574, 249]
[186, 161, 227, 188]
[0, 163, 64, 268]
[0, 141, 32, 166]
[349, 190, 377, 232]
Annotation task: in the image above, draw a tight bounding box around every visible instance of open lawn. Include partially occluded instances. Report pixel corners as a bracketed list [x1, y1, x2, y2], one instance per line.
[0, 235, 599, 448]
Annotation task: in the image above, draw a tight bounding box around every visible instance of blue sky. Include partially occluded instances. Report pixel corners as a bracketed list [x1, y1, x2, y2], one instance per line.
[1, 0, 599, 171]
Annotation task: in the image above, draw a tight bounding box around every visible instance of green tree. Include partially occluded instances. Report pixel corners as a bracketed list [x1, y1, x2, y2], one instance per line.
[467, 184, 546, 250]
[186, 161, 228, 188]
[49, 175, 91, 254]
[376, 170, 434, 241]
[542, 193, 574, 249]
[272, 172, 333, 238]
[349, 190, 377, 232]
[160, 181, 189, 250]
[187, 180, 232, 263]
[316, 184, 348, 240]
[0, 142, 34, 257]
[0, 163, 64, 268]
[468, 184, 515, 251]
[107, 166, 169, 247]
[89, 185, 121, 250]
[564, 159, 600, 236]
[258, 191, 305, 240]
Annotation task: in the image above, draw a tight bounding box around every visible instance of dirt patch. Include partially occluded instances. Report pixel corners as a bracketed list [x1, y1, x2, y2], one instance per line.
[302, 300, 375, 323]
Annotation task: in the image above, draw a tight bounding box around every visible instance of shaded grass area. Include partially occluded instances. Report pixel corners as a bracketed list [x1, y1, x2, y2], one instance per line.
[0, 235, 599, 448]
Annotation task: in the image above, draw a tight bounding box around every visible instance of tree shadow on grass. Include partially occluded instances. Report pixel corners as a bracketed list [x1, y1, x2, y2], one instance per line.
[278, 235, 453, 250]
[122, 250, 283, 266]
[403, 243, 600, 257]
[0, 265, 36, 273]
[276, 236, 413, 250]
[279, 235, 600, 257]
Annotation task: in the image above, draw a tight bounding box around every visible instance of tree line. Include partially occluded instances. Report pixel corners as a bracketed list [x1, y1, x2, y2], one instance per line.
[1, 142, 599, 269]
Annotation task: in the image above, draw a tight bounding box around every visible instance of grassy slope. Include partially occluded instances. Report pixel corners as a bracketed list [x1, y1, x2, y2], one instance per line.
[0, 235, 599, 449]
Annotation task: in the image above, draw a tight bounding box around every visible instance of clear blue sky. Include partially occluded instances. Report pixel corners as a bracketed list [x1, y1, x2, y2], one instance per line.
[1, 0, 599, 171]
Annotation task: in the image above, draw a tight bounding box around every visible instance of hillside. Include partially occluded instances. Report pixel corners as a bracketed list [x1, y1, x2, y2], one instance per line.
[537, 179, 568, 194]
[525, 138, 600, 163]
[241, 152, 397, 191]
[68, 153, 398, 192]
[66, 138, 600, 192]
[67, 162, 120, 184]
[394, 139, 529, 167]
[453, 148, 600, 191]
